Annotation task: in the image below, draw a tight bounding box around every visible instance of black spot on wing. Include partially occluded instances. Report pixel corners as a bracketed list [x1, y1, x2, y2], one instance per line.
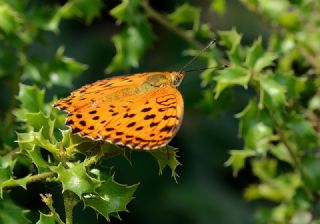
[160, 125, 176, 133]
[141, 107, 152, 112]
[144, 114, 156, 120]
[127, 122, 136, 127]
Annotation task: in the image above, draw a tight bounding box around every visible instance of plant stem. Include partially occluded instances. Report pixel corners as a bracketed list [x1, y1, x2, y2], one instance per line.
[40, 194, 64, 224]
[297, 46, 320, 72]
[2, 172, 54, 190]
[141, 1, 204, 49]
[63, 191, 78, 224]
[270, 112, 313, 200]
[4, 49, 27, 130]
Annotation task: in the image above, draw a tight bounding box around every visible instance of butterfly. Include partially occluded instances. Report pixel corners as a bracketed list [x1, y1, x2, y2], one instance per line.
[53, 72, 184, 150]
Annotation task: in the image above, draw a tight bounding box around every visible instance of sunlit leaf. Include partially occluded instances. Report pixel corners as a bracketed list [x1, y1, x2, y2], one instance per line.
[52, 163, 101, 197]
[260, 75, 286, 108]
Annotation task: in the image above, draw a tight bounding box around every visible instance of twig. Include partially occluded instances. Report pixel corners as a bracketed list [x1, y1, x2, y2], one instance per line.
[4, 49, 28, 130]
[41, 193, 64, 224]
[2, 172, 55, 190]
[297, 46, 320, 72]
[141, 1, 204, 50]
[269, 112, 313, 200]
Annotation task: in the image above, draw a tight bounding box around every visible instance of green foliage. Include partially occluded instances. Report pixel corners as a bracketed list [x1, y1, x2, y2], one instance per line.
[201, 1, 320, 223]
[107, 0, 152, 72]
[1, 0, 320, 223]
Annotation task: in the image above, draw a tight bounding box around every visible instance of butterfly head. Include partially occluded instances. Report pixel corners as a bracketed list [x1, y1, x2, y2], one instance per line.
[171, 71, 184, 87]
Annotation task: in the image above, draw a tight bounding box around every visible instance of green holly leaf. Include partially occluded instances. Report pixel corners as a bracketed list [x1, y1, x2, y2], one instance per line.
[254, 52, 277, 73]
[236, 100, 274, 154]
[196, 23, 214, 38]
[301, 155, 320, 192]
[52, 163, 101, 198]
[107, 24, 152, 72]
[225, 149, 255, 176]
[1, 175, 30, 192]
[252, 159, 277, 181]
[24, 112, 55, 140]
[269, 143, 293, 164]
[149, 146, 181, 181]
[36, 212, 55, 224]
[285, 113, 318, 151]
[23, 48, 87, 88]
[218, 28, 242, 51]
[273, 72, 305, 100]
[245, 37, 264, 68]
[0, 3, 21, 34]
[16, 84, 45, 115]
[278, 12, 301, 31]
[0, 195, 30, 224]
[214, 65, 250, 98]
[309, 93, 320, 111]
[17, 130, 59, 156]
[0, 156, 13, 183]
[26, 145, 50, 173]
[48, 47, 87, 87]
[84, 174, 138, 220]
[58, 0, 104, 23]
[244, 172, 300, 202]
[110, 0, 141, 24]
[260, 75, 286, 108]
[210, 0, 226, 15]
[168, 3, 200, 27]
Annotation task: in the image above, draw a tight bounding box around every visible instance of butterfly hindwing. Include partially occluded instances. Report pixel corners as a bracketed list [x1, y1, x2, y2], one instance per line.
[63, 86, 183, 150]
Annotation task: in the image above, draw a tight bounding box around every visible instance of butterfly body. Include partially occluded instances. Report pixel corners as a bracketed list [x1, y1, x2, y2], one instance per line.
[54, 72, 184, 150]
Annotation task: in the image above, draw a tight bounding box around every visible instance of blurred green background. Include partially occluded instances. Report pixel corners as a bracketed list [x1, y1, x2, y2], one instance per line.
[1, 0, 273, 223]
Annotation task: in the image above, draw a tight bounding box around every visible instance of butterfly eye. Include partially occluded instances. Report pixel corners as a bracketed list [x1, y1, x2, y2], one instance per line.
[172, 75, 181, 87]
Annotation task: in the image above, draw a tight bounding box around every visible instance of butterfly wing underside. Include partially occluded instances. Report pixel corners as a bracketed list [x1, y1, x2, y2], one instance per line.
[54, 75, 183, 150]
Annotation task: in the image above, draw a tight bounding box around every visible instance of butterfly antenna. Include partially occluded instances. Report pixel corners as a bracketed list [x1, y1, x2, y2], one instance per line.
[179, 39, 216, 74]
[184, 64, 228, 73]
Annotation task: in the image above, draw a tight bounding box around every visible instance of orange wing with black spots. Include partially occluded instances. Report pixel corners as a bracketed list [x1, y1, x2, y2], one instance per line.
[53, 72, 184, 150]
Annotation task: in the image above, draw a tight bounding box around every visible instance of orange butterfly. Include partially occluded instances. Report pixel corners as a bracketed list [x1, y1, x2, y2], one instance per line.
[54, 72, 184, 150]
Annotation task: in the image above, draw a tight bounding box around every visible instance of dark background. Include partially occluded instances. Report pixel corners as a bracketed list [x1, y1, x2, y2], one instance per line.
[9, 0, 272, 223]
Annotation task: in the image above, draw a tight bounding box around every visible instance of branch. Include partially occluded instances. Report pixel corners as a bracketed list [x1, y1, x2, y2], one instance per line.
[141, 1, 204, 50]
[41, 194, 64, 224]
[269, 112, 313, 200]
[2, 172, 55, 190]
